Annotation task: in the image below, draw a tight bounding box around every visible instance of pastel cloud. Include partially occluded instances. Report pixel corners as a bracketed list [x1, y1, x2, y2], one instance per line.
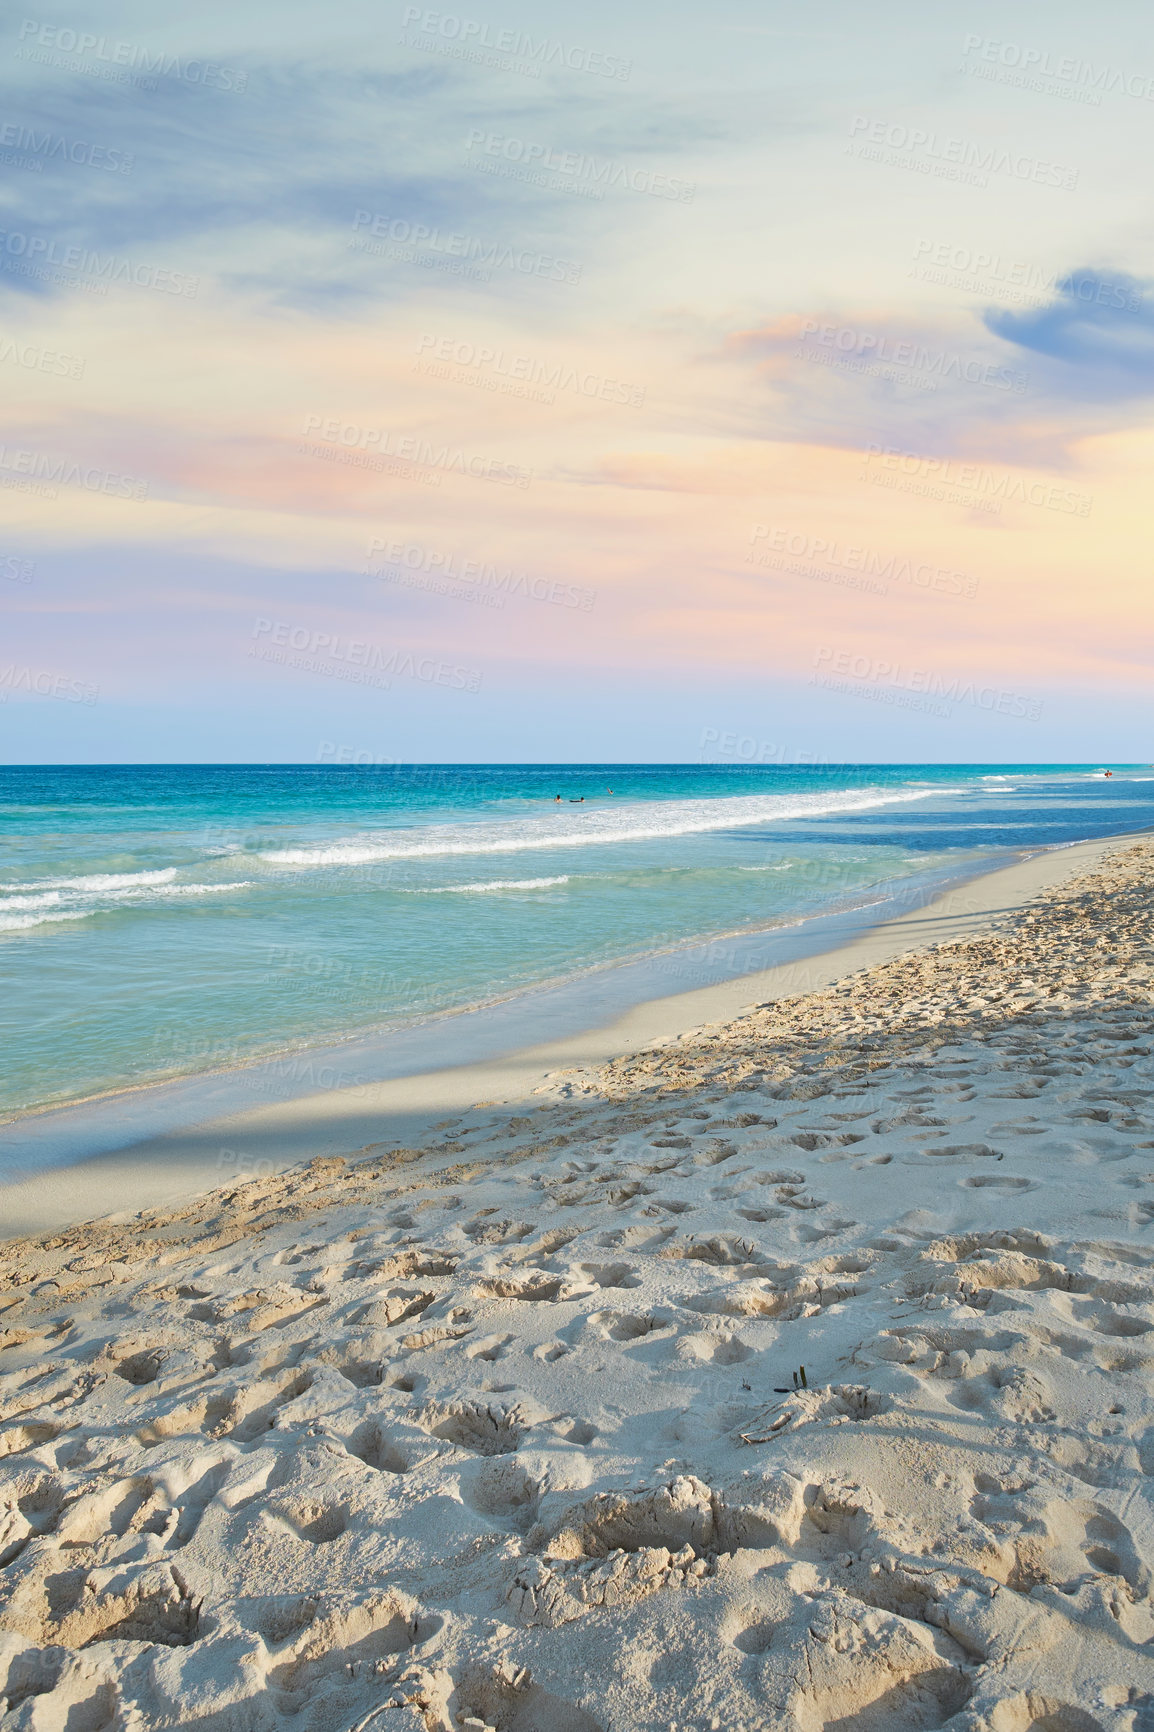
[3, 0, 1153, 757]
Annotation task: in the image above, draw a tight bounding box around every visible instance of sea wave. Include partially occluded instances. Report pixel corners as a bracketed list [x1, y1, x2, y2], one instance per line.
[0, 910, 94, 933]
[115, 881, 255, 900]
[4, 867, 179, 894]
[0, 890, 64, 912]
[0, 879, 254, 927]
[257, 787, 938, 869]
[412, 876, 570, 894]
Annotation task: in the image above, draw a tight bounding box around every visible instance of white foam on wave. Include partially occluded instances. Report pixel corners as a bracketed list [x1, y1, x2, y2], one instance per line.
[0, 879, 254, 929]
[114, 881, 255, 900]
[412, 875, 570, 894]
[6, 867, 179, 894]
[257, 786, 939, 869]
[0, 910, 94, 933]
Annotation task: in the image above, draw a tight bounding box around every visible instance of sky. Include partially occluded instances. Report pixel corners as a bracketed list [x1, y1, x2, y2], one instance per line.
[2, 0, 1153, 764]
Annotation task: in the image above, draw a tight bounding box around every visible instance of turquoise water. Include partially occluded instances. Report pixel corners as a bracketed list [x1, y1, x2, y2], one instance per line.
[1, 763, 1149, 1119]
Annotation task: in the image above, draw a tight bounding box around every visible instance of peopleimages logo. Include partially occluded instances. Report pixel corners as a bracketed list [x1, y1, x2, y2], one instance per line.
[699, 728, 828, 766]
[414, 334, 645, 407]
[847, 115, 1079, 190]
[0, 336, 84, 379]
[302, 416, 532, 489]
[464, 130, 695, 201]
[797, 320, 1028, 393]
[0, 229, 199, 297]
[399, 7, 632, 80]
[0, 664, 98, 704]
[961, 33, 1154, 102]
[15, 19, 248, 92]
[0, 445, 148, 500]
[861, 444, 1093, 517]
[250, 618, 483, 694]
[748, 526, 978, 599]
[0, 123, 133, 172]
[812, 648, 1042, 721]
[367, 538, 596, 611]
[909, 242, 1144, 314]
[350, 210, 582, 284]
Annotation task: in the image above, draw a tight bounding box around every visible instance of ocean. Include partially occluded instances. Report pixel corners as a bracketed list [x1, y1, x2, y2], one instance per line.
[1, 762, 1150, 1130]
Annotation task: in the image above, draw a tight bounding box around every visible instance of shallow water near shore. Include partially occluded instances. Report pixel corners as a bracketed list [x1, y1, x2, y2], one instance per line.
[1, 761, 1150, 1124]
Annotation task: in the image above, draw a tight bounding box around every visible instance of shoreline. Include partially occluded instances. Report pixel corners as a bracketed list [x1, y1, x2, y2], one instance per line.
[0, 826, 1143, 1241]
[1, 849, 1001, 1132]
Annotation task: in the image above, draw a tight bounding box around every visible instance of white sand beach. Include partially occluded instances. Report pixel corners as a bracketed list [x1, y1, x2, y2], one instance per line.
[2, 835, 1153, 1729]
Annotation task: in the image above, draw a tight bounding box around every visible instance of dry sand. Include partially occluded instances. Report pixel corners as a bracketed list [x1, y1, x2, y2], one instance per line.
[2, 837, 1154, 1729]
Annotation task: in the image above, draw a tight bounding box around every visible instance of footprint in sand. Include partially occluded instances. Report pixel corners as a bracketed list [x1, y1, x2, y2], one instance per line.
[947, 1364, 1056, 1423]
[415, 1398, 534, 1455]
[594, 1309, 677, 1344]
[451, 1664, 603, 1732]
[960, 1174, 1033, 1191]
[267, 1592, 441, 1710]
[575, 1262, 640, 1290]
[460, 1457, 541, 1526]
[594, 1224, 673, 1251]
[111, 1347, 168, 1387]
[467, 1334, 515, 1362]
[551, 1415, 598, 1444]
[970, 1477, 1150, 1599]
[228, 1369, 316, 1441]
[264, 1499, 350, 1544]
[345, 1418, 412, 1474]
[476, 1274, 566, 1303]
[0, 1421, 61, 1458]
[724, 1608, 777, 1655]
[163, 1458, 233, 1549]
[44, 1563, 203, 1649]
[676, 1329, 753, 1365]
